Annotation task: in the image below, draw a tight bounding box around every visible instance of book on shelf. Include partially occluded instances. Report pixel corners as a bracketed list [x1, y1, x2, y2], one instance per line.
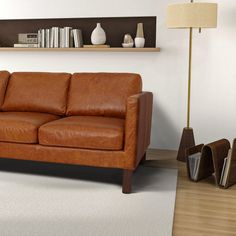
[186, 138, 236, 189]
[14, 43, 39, 48]
[53, 27, 59, 48]
[41, 29, 45, 48]
[37, 30, 41, 47]
[70, 29, 74, 47]
[72, 29, 83, 48]
[45, 29, 50, 48]
[60, 28, 64, 48]
[64, 27, 72, 48]
[50, 28, 54, 48]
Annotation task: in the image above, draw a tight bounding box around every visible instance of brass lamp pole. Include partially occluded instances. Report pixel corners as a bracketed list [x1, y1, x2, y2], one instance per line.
[176, 23, 195, 162]
[167, 1, 217, 161]
[187, 21, 193, 129]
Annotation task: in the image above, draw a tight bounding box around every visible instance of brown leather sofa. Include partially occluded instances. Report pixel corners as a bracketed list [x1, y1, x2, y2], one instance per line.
[0, 71, 153, 193]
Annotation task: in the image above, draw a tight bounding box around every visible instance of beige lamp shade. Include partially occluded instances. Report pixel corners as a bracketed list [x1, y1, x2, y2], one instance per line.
[167, 3, 217, 28]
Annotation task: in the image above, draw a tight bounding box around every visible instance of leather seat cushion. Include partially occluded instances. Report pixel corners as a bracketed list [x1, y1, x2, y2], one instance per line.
[39, 116, 125, 150]
[2, 72, 71, 115]
[0, 71, 10, 109]
[66, 73, 142, 118]
[0, 112, 59, 143]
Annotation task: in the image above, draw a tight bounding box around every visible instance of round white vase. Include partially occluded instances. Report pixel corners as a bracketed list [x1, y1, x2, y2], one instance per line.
[91, 23, 106, 45]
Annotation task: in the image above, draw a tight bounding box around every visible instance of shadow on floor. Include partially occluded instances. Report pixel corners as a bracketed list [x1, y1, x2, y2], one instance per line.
[0, 158, 122, 185]
[0, 158, 177, 193]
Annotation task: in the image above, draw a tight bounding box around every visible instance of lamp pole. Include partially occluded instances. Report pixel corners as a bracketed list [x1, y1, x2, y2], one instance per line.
[187, 26, 192, 128]
[187, 0, 194, 128]
[176, 0, 195, 161]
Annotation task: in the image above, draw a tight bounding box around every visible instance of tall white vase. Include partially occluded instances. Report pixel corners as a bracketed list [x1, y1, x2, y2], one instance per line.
[91, 23, 106, 45]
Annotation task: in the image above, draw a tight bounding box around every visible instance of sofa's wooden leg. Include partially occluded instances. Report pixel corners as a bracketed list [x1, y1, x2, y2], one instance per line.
[140, 152, 147, 164]
[122, 169, 133, 194]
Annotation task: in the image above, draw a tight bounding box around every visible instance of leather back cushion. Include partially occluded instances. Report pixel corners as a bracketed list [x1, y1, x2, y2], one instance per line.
[67, 73, 142, 118]
[2, 72, 71, 115]
[0, 71, 10, 109]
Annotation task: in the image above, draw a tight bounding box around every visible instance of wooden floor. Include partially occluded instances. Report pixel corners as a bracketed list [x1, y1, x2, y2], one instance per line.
[145, 149, 236, 236]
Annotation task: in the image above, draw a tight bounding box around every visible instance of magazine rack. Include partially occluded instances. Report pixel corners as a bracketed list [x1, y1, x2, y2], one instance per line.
[186, 139, 236, 189]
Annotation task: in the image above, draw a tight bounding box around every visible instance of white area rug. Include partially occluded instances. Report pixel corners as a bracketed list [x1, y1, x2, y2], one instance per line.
[0, 159, 177, 236]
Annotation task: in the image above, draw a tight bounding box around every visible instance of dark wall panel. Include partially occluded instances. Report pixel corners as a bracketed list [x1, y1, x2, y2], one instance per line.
[0, 17, 156, 47]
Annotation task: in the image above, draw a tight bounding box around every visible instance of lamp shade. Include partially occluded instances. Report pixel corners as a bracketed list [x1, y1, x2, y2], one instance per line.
[167, 3, 217, 28]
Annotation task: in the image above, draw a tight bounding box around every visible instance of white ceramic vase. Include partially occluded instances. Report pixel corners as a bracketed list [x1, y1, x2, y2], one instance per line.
[135, 37, 145, 48]
[91, 23, 106, 45]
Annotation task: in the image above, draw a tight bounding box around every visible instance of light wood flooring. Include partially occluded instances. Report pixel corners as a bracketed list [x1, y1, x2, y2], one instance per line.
[145, 149, 236, 236]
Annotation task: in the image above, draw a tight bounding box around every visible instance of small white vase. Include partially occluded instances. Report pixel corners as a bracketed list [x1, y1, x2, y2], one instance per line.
[91, 23, 106, 45]
[135, 37, 145, 48]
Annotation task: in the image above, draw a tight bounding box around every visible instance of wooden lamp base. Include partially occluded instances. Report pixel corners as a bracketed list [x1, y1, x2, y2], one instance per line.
[177, 127, 195, 162]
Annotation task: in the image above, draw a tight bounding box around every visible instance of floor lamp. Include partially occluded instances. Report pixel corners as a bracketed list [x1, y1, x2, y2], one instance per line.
[167, 1, 217, 162]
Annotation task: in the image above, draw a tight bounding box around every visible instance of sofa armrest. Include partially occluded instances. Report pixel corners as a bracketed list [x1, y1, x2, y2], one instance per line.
[124, 91, 153, 168]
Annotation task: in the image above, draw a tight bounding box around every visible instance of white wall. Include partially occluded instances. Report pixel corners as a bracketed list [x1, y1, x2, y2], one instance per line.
[0, 0, 235, 150]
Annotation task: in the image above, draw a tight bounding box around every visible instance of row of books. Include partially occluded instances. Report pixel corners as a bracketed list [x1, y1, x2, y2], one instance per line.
[14, 27, 83, 48]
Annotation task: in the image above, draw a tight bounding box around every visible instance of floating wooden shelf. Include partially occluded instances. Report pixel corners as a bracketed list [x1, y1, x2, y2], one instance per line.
[0, 47, 160, 52]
